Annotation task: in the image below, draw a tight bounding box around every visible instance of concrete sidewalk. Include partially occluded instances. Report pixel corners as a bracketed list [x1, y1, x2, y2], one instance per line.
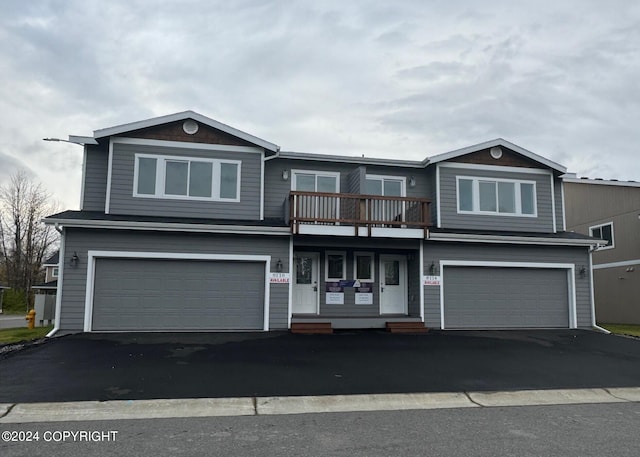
[1, 387, 639, 423]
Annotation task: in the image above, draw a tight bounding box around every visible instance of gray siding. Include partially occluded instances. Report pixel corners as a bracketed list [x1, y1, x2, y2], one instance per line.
[108, 142, 262, 219]
[347, 166, 365, 194]
[425, 167, 437, 226]
[555, 178, 564, 231]
[82, 144, 108, 211]
[438, 166, 555, 232]
[59, 228, 290, 332]
[423, 242, 593, 328]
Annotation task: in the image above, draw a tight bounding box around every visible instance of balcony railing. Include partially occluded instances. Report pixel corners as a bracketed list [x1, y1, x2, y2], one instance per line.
[289, 191, 432, 237]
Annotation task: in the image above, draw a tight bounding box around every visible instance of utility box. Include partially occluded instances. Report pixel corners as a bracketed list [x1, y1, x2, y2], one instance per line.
[34, 294, 56, 326]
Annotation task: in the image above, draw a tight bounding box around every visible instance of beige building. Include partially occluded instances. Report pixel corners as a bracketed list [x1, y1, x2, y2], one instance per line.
[564, 178, 640, 324]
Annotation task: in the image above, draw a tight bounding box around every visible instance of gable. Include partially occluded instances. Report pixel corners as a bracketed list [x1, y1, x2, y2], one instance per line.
[121, 119, 256, 148]
[450, 147, 547, 169]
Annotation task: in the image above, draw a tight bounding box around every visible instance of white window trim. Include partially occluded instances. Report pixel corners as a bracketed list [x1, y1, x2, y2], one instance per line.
[589, 222, 615, 250]
[133, 153, 241, 202]
[51, 267, 59, 278]
[364, 174, 407, 196]
[291, 169, 341, 192]
[353, 251, 375, 283]
[456, 176, 538, 217]
[325, 251, 347, 281]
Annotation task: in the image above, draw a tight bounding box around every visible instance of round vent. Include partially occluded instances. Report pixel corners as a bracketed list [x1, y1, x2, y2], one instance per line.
[490, 146, 503, 159]
[182, 120, 199, 135]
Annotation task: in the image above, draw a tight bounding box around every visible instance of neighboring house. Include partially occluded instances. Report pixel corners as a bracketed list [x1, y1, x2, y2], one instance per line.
[43, 111, 600, 335]
[31, 251, 59, 295]
[564, 178, 640, 324]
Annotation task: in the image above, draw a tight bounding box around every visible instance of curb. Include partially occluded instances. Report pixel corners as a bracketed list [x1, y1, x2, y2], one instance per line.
[1, 387, 639, 423]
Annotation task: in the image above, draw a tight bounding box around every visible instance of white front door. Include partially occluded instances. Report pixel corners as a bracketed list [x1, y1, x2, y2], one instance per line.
[379, 255, 407, 314]
[292, 252, 319, 314]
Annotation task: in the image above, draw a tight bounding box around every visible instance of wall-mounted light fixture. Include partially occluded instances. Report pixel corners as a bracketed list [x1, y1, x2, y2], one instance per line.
[276, 258, 283, 272]
[409, 176, 416, 187]
[282, 169, 289, 181]
[429, 261, 438, 275]
[70, 252, 79, 268]
[578, 265, 587, 278]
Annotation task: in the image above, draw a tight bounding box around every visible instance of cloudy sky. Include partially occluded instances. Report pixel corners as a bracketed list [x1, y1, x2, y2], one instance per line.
[1, 0, 639, 210]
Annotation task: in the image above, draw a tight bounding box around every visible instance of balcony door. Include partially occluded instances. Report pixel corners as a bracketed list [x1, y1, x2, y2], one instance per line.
[292, 171, 340, 222]
[365, 175, 405, 223]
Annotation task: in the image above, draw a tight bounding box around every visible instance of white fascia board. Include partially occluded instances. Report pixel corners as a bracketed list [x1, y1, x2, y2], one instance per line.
[68, 135, 99, 145]
[428, 138, 567, 173]
[592, 259, 640, 270]
[94, 111, 279, 152]
[43, 218, 291, 236]
[428, 232, 599, 247]
[278, 151, 426, 168]
[440, 260, 575, 269]
[562, 177, 640, 188]
[437, 161, 554, 175]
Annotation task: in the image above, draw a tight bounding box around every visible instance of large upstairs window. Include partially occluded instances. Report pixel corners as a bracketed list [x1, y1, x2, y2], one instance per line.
[457, 177, 536, 216]
[134, 154, 240, 201]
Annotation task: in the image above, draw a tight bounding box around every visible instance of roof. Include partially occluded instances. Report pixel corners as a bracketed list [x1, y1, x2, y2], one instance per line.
[91, 111, 280, 152]
[428, 138, 567, 173]
[31, 280, 57, 290]
[43, 251, 59, 266]
[277, 151, 426, 168]
[43, 211, 290, 235]
[562, 177, 640, 188]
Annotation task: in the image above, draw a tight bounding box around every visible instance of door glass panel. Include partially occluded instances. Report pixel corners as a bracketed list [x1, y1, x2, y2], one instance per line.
[296, 256, 313, 284]
[365, 178, 383, 195]
[295, 174, 316, 191]
[384, 180, 403, 196]
[384, 261, 400, 285]
[317, 176, 337, 193]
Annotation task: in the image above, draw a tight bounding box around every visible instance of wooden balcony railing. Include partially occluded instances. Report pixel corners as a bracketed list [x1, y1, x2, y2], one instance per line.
[289, 191, 432, 237]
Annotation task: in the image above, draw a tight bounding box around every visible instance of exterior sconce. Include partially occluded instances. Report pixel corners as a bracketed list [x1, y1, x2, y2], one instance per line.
[578, 265, 587, 278]
[409, 176, 416, 187]
[70, 252, 79, 268]
[282, 169, 289, 181]
[429, 261, 438, 275]
[276, 258, 283, 272]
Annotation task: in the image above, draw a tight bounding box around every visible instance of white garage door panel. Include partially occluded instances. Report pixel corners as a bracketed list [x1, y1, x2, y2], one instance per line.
[443, 266, 569, 329]
[92, 258, 265, 331]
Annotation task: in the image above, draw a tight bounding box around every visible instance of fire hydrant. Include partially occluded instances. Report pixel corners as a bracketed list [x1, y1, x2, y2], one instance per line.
[25, 309, 36, 329]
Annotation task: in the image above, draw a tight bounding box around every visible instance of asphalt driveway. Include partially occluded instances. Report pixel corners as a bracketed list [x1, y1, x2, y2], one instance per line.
[1, 330, 639, 403]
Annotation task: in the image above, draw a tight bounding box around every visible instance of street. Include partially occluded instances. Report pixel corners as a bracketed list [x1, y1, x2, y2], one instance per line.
[1, 402, 639, 456]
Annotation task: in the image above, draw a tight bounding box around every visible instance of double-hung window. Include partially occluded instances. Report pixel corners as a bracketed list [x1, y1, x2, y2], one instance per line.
[134, 154, 240, 201]
[457, 177, 536, 216]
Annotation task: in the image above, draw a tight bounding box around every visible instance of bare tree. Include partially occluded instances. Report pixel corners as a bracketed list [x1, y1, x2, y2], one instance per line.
[0, 170, 59, 309]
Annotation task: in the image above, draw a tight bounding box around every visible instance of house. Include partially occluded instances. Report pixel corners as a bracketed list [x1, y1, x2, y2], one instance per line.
[564, 178, 640, 324]
[0, 283, 7, 313]
[43, 111, 601, 335]
[31, 251, 59, 295]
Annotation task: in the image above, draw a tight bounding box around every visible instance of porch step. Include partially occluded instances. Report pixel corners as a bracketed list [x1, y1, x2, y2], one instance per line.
[386, 321, 428, 333]
[291, 322, 334, 334]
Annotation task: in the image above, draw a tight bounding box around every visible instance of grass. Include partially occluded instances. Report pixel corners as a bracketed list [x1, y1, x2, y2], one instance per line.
[600, 324, 640, 338]
[0, 325, 53, 344]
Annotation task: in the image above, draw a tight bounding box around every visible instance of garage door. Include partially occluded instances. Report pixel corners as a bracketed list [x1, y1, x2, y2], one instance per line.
[443, 266, 569, 329]
[92, 258, 265, 331]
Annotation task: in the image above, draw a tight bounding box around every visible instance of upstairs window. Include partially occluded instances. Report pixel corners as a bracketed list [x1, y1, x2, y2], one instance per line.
[134, 154, 240, 201]
[51, 267, 59, 278]
[590, 222, 614, 250]
[457, 177, 536, 216]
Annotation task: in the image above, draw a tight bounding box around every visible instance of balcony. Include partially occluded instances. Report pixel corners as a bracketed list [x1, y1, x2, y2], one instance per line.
[289, 191, 432, 238]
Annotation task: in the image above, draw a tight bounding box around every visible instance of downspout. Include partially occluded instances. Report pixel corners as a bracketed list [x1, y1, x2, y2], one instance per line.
[589, 244, 611, 334]
[47, 223, 65, 337]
